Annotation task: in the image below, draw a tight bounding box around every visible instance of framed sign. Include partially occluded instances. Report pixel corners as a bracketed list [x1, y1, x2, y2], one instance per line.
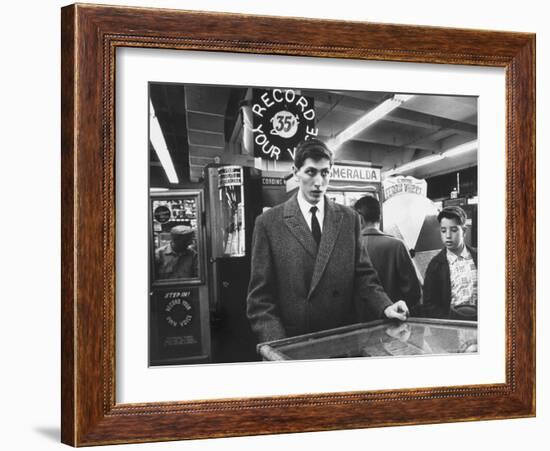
[61, 4, 535, 446]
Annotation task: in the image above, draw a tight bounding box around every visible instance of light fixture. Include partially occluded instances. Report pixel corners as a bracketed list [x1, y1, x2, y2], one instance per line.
[149, 100, 179, 184]
[329, 94, 415, 151]
[442, 139, 477, 158]
[384, 154, 444, 177]
[384, 139, 478, 177]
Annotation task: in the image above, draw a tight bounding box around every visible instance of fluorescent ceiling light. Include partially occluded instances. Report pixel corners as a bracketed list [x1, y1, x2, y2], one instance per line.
[149, 100, 179, 184]
[384, 154, 444, 177]
[329, 94, 415, 150]
[383, 139, 477, 177]
[443, 139, 477, 158]
[150, 187, 169, 192]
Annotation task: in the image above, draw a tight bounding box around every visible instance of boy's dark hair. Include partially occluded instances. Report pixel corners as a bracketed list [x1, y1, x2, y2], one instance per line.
[437, 206, 467, 226]
[293, 138, 334, 169]
[353, 195, 381, 224]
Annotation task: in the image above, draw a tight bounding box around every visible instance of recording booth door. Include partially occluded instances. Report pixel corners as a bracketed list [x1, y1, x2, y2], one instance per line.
[148, 189, 211, 366]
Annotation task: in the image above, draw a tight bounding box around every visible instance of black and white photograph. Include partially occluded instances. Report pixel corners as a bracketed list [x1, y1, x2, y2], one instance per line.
[148, 83, 479, 366]
[1, 0, 545, 448]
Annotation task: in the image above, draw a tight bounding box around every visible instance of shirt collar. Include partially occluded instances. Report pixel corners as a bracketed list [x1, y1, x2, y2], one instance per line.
[297, 190, 325, 218]
[446, 245, 471, 262]
[361, 226, 382, 235]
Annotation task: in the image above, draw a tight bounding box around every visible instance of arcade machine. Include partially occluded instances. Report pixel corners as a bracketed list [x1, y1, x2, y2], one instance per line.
[381, 175, 443, 282]
[326, 161, 383, 207]
[148, 190, 211, 366]
[203, 164, 263, 363]
[258, 319, 477, 361]
[285, 160, 383, 208]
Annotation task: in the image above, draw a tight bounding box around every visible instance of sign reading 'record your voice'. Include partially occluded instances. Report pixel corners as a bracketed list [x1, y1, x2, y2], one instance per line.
[252, 88, 318, 162]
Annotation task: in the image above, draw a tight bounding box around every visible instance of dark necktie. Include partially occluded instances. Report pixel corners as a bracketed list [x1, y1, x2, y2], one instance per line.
[310, 206, 321, 245]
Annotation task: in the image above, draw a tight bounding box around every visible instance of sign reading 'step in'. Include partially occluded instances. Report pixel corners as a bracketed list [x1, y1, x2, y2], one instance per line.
[252, 89, 318, 162]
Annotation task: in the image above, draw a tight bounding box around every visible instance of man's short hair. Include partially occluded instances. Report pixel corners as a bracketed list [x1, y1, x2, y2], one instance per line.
[437, 206, 467, 226]
[293, 138, 334, 169]
[353, 195, 381, 224]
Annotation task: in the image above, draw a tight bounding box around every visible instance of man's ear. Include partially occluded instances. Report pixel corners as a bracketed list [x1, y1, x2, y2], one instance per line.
[292, 165, 298, 179]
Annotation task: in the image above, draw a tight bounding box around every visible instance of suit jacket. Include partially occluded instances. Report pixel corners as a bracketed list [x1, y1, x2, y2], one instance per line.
[420, 245, 478, 318]
[246, 195, 393, 343]
[359, 227, 421, 309]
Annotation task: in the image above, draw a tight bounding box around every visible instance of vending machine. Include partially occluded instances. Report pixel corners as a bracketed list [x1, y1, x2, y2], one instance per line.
[204, 165, 263, 362]
[148, 190, 211, 366]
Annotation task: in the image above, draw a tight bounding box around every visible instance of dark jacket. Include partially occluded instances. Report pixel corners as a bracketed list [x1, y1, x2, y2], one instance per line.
[359, 227, 421, 309]
[419, 245, 478, 319]
[246, 195, 393, 343]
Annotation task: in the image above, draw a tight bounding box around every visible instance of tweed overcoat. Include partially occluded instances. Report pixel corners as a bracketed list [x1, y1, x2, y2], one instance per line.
[359, 227, 421, 309]
[246, 195, 393, 343]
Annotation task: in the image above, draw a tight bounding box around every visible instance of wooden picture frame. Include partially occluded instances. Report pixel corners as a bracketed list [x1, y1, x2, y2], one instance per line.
[61, 3, 535, 446]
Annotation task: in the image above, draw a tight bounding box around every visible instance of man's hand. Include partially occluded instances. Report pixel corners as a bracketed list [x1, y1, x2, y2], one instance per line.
[385, 323, 411, 342]
[383, 300, 409, 321]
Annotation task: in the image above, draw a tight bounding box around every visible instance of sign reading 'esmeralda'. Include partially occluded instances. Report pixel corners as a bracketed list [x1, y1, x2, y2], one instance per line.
[252, 89, 318, 162]
[330, 165, 382, 183]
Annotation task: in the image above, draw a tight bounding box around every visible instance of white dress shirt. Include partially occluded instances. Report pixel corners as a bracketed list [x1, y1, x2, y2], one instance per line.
[297, 190, 325, 232]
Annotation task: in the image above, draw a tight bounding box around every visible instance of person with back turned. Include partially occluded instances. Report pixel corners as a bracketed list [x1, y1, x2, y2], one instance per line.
[246, 138, 409, 343]
[353, 195, 421, 316]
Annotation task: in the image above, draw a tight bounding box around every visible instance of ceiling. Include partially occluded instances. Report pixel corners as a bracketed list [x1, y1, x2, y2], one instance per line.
[149, 83, 477, 185]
